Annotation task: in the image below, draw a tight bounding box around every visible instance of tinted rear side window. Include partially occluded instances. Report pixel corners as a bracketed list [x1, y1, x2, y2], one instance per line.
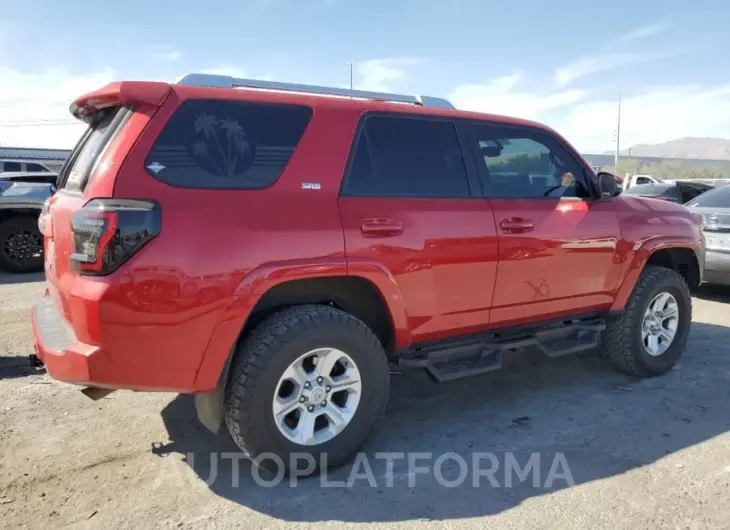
[342, 115, 471, 198]
[61, 106, 131, 192]
[145, 99, 313, 189]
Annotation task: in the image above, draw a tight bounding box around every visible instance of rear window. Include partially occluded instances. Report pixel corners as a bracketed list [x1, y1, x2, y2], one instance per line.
[687, 185, 730, 208]
[144, 99, 313, 189]
[61, 107, 131, 192]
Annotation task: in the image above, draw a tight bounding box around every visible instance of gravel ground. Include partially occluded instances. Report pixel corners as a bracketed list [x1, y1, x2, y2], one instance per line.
[1, 272, 729, 529]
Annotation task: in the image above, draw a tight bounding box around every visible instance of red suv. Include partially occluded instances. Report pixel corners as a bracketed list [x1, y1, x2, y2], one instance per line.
[32, 74, 704, 473]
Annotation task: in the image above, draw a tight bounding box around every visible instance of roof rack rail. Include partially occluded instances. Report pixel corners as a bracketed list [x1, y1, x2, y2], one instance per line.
[178, 73, 455, 109]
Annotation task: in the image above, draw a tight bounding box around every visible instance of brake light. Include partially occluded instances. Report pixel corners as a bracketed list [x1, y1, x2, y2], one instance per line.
[70, 199, 161, 275]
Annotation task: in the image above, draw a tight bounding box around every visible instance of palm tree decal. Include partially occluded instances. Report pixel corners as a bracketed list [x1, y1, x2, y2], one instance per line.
[192, 112, 254, 178]
[192, 140, 225, 177]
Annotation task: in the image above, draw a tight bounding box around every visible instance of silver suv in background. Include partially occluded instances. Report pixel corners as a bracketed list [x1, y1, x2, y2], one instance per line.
[0, 172, 56, 273]
[687, 185, 730, 286]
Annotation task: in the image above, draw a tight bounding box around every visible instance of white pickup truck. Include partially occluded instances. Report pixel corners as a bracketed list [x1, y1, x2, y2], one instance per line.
[623, 174, 663, 190]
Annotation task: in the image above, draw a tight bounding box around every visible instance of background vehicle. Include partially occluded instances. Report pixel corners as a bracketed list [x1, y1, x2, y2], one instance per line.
[622, 181, 714, 204]
[0, 171, 58, 186]
[0, 179, 53, 273]
[623, 174, 662, 190]
[1, 160, 54, 173]
[686, 185, 730, 285]
[32, 74, 704, 475]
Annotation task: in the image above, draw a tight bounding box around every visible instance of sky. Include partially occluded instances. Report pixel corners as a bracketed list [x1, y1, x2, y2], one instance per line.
[1, 0, 730, 153]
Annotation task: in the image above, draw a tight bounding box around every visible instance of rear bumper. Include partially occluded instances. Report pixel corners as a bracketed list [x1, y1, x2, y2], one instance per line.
[703, 250, 730, 286]
[31, 293, 196, 391]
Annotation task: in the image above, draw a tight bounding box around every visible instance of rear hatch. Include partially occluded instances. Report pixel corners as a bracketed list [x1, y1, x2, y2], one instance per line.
[39, 82, 170, 320]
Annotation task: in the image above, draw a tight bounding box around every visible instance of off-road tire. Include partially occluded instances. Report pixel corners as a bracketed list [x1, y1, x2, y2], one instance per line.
[224, 304, 390, 476]
[0, 216, 44, 274]
[603, 265, 692, 377]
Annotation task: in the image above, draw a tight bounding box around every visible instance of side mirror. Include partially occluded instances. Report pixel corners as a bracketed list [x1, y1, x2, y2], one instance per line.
[596, 172, 618, 199]
[481, 145, 502, 158]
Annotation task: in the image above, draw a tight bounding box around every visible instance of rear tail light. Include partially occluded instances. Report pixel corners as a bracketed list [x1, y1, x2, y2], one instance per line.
[38, 198, 53, 238]
[70, 199, 161, 275]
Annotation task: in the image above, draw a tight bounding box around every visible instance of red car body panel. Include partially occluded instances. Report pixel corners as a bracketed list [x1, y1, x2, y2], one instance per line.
[32, 81, 704, 392]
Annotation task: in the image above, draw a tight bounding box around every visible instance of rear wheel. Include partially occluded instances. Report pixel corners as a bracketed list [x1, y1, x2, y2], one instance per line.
[224, 304, 390, 475]
[603, 265, 691, 376]
[0, 216, 44, 274]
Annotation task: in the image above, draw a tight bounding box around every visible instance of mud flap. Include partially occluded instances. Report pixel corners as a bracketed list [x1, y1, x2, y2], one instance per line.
[195, 386, 225, 433]
[194, 349, 235, 433]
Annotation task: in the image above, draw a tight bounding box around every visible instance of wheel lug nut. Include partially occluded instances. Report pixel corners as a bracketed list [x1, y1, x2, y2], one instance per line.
[307, 405, 314, 412]
[326, 385, 331, 392]
[321, 401, 327, 407]
[304, 382, 311, 389]
[316, 377, 323, 384]
[299, 396, 306, 403]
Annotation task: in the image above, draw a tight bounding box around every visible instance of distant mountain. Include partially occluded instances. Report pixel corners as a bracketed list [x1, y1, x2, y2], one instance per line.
[604, 137, 730, 160]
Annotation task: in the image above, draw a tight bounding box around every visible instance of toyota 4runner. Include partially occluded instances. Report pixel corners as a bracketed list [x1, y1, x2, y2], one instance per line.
[32, 74, 704, 474]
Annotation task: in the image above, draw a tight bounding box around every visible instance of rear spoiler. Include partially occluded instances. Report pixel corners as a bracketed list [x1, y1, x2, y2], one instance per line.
[70, 81, 172, 121]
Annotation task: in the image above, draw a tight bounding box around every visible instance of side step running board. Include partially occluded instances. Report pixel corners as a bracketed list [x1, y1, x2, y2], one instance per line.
[398, 317, 606, 383]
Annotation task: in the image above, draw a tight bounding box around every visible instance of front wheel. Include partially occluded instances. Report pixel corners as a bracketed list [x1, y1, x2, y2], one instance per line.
[603, 265, 692, 377]
[224, 305, 390, 476]
[0, 216, 44, 274]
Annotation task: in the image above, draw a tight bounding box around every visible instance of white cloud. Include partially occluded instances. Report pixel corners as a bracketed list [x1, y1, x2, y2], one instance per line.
[0, 66, 117, 148]
[158, 50, 182, 61]
[558, 84, 730, 152]
[0, 65, 264, 148]
[553, 51, 662, 89]
[604, 23, 665, 47]
[450, 71, 586, 118]
[149, 44, 183, 62]
[449, 73, 730, 153]
[553, 22, 667, 88]
[446, 22, 730, 153]
[355, 58, 421, 92]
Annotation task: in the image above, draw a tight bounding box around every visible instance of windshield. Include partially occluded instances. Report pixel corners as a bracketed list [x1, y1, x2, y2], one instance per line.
[686, 185, 730, 208]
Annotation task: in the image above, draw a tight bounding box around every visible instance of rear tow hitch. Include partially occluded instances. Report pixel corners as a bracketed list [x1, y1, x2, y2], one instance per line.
[80, 387, 117, 400]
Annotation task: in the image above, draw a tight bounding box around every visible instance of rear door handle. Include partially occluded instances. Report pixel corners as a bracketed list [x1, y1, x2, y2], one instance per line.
[499, 217, 534, 233]
[360, 218, 404, 238]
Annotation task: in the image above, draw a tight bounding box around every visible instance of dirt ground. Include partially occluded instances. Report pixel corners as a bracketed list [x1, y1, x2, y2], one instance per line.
[1, 272, 729, 529]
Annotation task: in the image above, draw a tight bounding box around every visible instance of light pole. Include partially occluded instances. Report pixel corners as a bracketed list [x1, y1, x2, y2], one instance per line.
[348, 62, 354, 90]
[614, 88, 622, 167]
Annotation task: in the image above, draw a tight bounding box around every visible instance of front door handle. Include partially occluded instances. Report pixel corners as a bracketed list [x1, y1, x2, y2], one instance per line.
[499, 217, 534, 233]
[360, 218, 404, 238]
